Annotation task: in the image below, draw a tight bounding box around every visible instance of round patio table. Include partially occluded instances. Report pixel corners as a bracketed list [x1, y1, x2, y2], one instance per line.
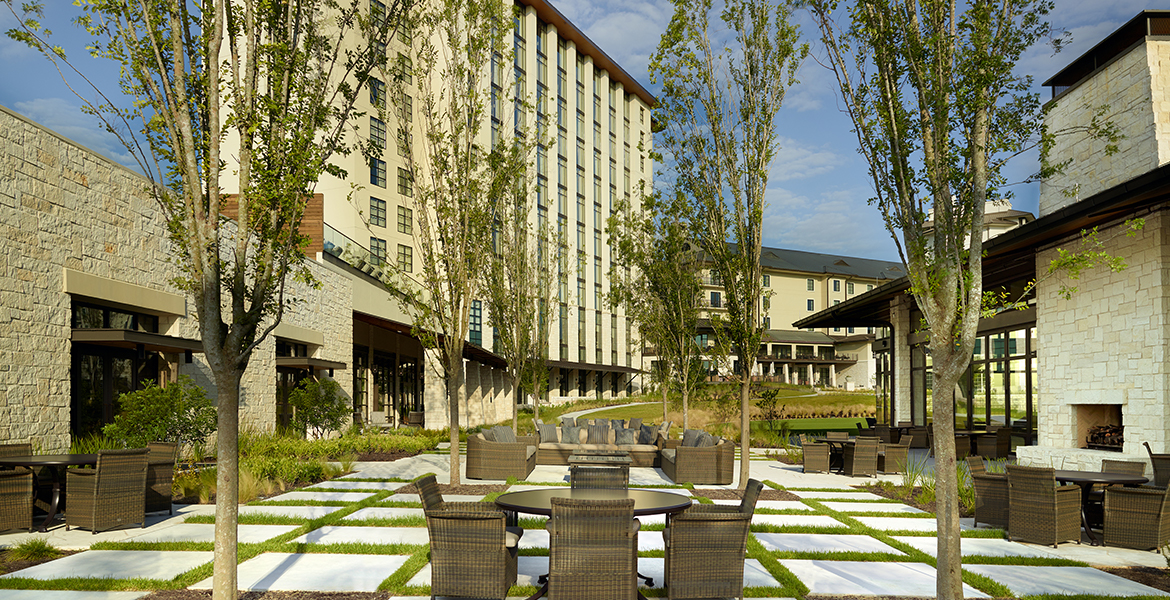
[495, 488, 691, 596]
[1053, 469, 1148, 546]
[0, 454, 98, 532]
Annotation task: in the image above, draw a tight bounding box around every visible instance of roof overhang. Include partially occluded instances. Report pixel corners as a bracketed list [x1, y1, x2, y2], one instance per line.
[547, 359, 641, 375]
[71, 329, 204, 354]
[275, 356, 348, 371]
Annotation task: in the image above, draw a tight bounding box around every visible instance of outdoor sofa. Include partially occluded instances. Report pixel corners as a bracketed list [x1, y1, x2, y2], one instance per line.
[533, 422, 664, 468]
[660, 429, 735, 485]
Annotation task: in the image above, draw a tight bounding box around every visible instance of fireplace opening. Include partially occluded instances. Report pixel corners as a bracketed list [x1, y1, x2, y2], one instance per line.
[1075, 404, 1123, 452]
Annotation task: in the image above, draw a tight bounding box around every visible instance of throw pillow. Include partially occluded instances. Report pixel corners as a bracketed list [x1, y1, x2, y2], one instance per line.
[593, 418, 609, 428]
[481, 429, 496, 442]
[611, 419, 626, 429]
[561, 416, 576, 428]
[697, 432, 718, 447]
[682, 429, 704, 447]
[538, 423, 559, 443]
[587, 424, 610, 444]
[561, 425, 580, 446]
[628, 418, 643, 429]
[639, 424, 657, 445]
[615, 427, 638, 445]
[493, 425, 518, 444]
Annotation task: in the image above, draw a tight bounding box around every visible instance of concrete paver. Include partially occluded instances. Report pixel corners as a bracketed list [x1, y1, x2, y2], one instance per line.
[1, 592, 150, 600]
[408, 557, 780, 589]
[779, 559, 990, 598]
[788, 490, 886, 500]
[125, 524, 298, 544]
[891, 536, 1062, 559]
[712, 499, 811, 511]
[820, 501, 926, 514]
[304, 480, 407, 491]
[853, 515, 968, 532]
[263, 491, 376, 503]
[0, 550, 212, 581]
[343, 507, 425, 521]
[755, 532, 905, 555]
[237, 505, 345, 520]
[752, 514, 848, 528]
[290, 525, 428, 546]
[191, 552, 410, 591]
[965, 564, 1170, 597]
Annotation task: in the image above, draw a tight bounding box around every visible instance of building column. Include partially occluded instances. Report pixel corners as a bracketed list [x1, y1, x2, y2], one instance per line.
[829, 364, 837, 387]
[423, 352, 448, 430]
[891, 293, 913, 425]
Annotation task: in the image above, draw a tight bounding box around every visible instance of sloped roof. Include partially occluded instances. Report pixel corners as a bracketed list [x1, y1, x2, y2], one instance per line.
[758, 246, 905, 280]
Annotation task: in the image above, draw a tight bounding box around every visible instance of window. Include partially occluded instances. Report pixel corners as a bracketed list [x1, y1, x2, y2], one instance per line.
[369, 117, 386, 149]
[369, 77, 385, 108]
[397, 244, 413, 272]
[762, 274, 770, 287]
[764, 317, 771, 328]
[371, 0, 386, 29]
[397, 167, 413, 196]
[847, 281, 855, 294]
[711, 291, 721, 308]
[834, 299, 841, 305]
[396, 53, 412, 84]
[396, 128, 410, 156]
[370, 158, 386, 187]
[369, 197, 387, 228]
[807, 299, 815, 311]
[806, 278, 814, 291]
[370, 237, 387, 266]
[397, 92, 412, 118]
[762, 296, 770, 310]
[867, 284, 874, 291]
[397, 205, 412, 235]
[833, 279, 841, 292]
[469, 300, 482, 346]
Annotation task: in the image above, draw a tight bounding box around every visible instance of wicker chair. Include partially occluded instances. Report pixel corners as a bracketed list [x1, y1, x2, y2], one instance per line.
[416, 474, 444, 511]
[907, 427, 930, 448]
[843, 438, 878, 478]
[1144, 442, 1170, 488]
[1103, 484, 1170, 551]
[0, 466, 34, 533]
[977, 427, 1014, 459]
[465, 429, 537, 480]
[66, 448, 148, 534]
[547, 497, 638, 600]
[801, 435, 830, 474]
[1006, 464, 1081, 547]
[878, 438, 911, 474]
[1084, 459, 1148, 527]
[661, 438, 735, 485]
[968, 457, 1009, 530]
[664, 482, 758, 600]
[875, 424, 893, 444]
[425, 502, 520, 600]
[825, 431, 848, 441]
[570, 465, 629, 489]
[145, 442, 176, 515]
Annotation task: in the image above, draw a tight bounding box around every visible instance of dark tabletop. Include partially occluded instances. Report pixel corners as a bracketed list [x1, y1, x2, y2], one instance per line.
[0, 454, 98, 467]
[1053, 470, 1149, 486]
[495, 488, 692, 516]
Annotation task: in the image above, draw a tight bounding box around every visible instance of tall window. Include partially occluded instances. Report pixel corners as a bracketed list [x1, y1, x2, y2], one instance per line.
[396, 128, 410, 156]
[806, 299, 814, 311]
[397, 205, 412, 235]
[762, 274, 770, 287]
[806, 278, 814, 291]
[369, 117, 386, 149]
[370, 237, 387, 265]
[397, 244, 413, 272]
[847, 281, 855, 294]
[396, 53, 412, 84]
[833, 279, 841, 292]
[370, 158, 387, 188]
[370, 197, 387, 228]
[469, 300, 482, 346]
[369, 77, 385, 108]
[397, 167, 413, 196]
[711, 291, 721, 308]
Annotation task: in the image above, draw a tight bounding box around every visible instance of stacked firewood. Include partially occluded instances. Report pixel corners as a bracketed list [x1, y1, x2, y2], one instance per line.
[1087, 424, 1124, 447]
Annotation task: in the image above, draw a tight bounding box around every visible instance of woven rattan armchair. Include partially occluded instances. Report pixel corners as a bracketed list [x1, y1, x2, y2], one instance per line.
[967, 458, 1009, 530]
[0, 443, 32, 462]
[661, 438, 735, 485]
[66, 448, 148, 534]
[416, 474, 444, 511]
[145, 442, 177, 515]
[0, 467, 33, 533]
[1085, 459, 1148, 527]
[570, 465, 629, 489]
[465, 429, 537, 481]
[908, 427, 929, 448]
[664, 481, 758, 600]
[425, 502, 520, 600]
[843, 438, 878, 478]
[1103, 484, 1170, 550]
[977, 427, 1014, 459]
[1006, 464, 1081, 547]
[801, 435, 830, 474]
[875, 424, 893, 444]
[878, 438, 911, 474]
[1144, 442, 1170, 488]
[825, 431, 848, 441]
[546, 497, 638, 600]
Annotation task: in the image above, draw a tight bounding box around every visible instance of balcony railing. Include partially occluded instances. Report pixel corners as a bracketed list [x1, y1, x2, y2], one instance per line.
[323, 223, 390, 280]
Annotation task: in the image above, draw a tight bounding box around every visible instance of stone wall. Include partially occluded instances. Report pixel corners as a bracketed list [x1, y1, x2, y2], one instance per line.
[1039, 40, 1170, 216]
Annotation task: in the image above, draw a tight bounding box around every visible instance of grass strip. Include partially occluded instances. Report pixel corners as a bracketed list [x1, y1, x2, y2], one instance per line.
[747, 535, 809, 598]
[280, 541, 426, 555]
[0, 576, 178, 591]
[377, 548, 429, 593]
[89, 541, 216, 552]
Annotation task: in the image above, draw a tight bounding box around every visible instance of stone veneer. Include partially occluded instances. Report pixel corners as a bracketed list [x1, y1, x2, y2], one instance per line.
[0, 105, 352, 451]
[1040, 40, 1170, 215]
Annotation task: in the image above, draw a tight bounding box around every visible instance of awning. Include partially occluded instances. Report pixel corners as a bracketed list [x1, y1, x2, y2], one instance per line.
[71, 328, 204, 354]
[546, 359, 642, 375]
[275, 356, 348, 371]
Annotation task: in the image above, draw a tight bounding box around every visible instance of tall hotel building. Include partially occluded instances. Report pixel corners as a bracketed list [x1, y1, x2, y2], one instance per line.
[0, 0, 653, 449]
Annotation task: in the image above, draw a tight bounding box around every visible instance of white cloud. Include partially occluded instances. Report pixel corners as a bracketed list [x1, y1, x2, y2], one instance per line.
[770, 137, 839, 182]
[761, 185, 898, 259]
[13, 98, 138, 168]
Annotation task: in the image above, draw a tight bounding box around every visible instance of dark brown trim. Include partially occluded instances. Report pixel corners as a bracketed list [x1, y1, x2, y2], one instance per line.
[275, 356, 348, 371]
[70, 329, 204, 354]
[547, 359, 641, 375]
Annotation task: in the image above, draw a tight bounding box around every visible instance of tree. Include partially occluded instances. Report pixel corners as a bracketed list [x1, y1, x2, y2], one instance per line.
[802, 0, 1065, 596]
[609, 188, 704, 432]
[650, 0, 806, 488]
[6, 1, 406, 598]
[382, 0, 525, 485]
[103, 376, 216, 450]
[288, 377, 351, 439]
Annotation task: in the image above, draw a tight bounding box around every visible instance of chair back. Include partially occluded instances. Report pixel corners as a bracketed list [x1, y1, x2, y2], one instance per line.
[147, 442, 177, 465]
[897, 421, 913, 427]
[875, 424, 893, 444]
[1005, 464, 1058, 500]
[966, 456, 987, 477]
[1101, 459, 1146, 477]
[570, 465, 629, 489]
[826, 431, 848, 441]
[416, 474, 444, 511]
[0, 443, 32, 458]
[1145, 442, 1170, 487]
[739, 479, 764, 514]
[424, 504, 514, 599]
[548, 497, 637, 600]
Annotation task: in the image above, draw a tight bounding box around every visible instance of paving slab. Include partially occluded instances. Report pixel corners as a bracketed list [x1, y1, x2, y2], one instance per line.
[407, 557, 779, 589]
[503, 484, 560, 492]
[515, 529, 665, 551]
[304, 480, 408, 491]
[630, 487, 691, 496]
[0, 504, 215, 551]
[751, 514, 848, 528]
[0, 593, 150, 600]
[385, 493, 422, 503]
[779, 560, 989, 598]
[0, 550, 213, 581]
[290, 525, 428, 545]
[263, 491, 376, 503]
[238, 505, 345, 520]
[343, 507, 425, 521]
[820, 501, 925, 514]
[125, 524, 298, 544]
[891, 536, 1061, 559]
[788, 490, 886, 500]
[754, 532, 905, 555]
[191, 552, 410, 591]
[964, 564, 1170, 597]
[712, 499, 811, 511]
[853, 516, 968, 532]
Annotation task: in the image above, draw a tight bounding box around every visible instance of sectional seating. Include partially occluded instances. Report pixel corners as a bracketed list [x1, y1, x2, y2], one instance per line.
[534, 421, 665, 468]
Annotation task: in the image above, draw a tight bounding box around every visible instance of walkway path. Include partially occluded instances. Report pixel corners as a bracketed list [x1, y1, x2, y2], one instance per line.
[0, 455, 1166, 598]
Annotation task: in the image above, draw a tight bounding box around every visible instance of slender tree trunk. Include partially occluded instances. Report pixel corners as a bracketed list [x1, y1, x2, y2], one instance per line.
[447, 354, 462, 486]
[511, 372, 519, 432]
[662, 382, 668, 427]
[212, 369, 241, 600]
[739, 371, 751, 490]
[932, 348, 963, 600]
[681, 384, 689, 432]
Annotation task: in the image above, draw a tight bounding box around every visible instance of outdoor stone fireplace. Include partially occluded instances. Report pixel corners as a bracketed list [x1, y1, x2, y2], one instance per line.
[1076, 405, 1123, 452]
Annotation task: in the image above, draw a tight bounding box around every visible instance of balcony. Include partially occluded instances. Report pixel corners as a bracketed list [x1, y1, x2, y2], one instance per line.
[323, 223, 390, 280]
[758, 352, 858, 365]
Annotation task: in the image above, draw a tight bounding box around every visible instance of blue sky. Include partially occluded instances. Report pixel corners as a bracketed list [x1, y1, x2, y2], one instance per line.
[0, 0, 1153, 261]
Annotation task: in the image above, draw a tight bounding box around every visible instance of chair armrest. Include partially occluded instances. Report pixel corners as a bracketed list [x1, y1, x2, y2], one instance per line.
[516, 434, 539, 447]
[67, 468, 97, 481]
[672, 511, 751, 522]
[443, 501, 497, 513]
[684, 503, 740, 515]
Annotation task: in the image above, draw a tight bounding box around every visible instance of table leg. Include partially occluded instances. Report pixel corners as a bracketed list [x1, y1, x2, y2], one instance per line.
[38, 465, 62, 533]
[1075, 482, 1099, 546]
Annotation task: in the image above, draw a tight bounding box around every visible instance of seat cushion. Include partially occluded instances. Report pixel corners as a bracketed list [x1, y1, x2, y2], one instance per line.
[526, 446, 537, 459]
[661, 449, 677, 463]
[505, 526, 523, 548]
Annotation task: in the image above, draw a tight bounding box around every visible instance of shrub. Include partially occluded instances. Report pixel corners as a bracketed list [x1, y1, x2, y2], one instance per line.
[287, 377, 351, 439]
[103, 376, 215, 450]
[6, 537, 61, 561]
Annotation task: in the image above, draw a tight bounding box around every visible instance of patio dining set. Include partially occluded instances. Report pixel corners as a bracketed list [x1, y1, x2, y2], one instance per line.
[0, 442, 177, 535]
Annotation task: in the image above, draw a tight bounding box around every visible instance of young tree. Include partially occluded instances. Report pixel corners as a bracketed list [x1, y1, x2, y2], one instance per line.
[6, 1, 405, 598]
[802, 0, 1063, 596]
[650, 0, 806, 488]
[609, 188, 704, 431]
[382, 0, 524, 484]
